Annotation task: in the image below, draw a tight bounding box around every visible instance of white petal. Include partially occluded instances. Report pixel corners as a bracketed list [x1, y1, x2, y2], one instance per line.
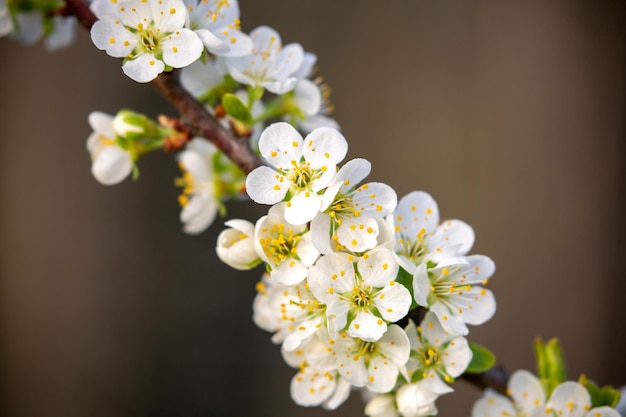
[181, 195, 218, 234]
[151, 0, 186, 32]
[213, 30, 253, 57]
[375, 284, 412, 323]
[472, 390, 516, 417]
[91, 146, 133, 185]
[45, 16, 76, 51]
[195, 28, 226, 50]
[508, 370, 545, 414]
[585, 407, 622, 417]
[443, 336, 472, 378]
[396, 381, 440, 417]
[430, 302, 468, 336]
[352, 182, 398, 217]
[365, 394, 400, 417]
[272, 43, 304, 80]
[295, 232, 320, 267]
[88, 111, 116, 138]
[91, 16, 136, 57]
[122, 53, 165, 83]
[337, 216, 380, 253]
[293, 79, 322, 116]
[265, 77, 298, 94]
[290, 367, 336, 407]
[546, 382, 590, 417]
[359, 247, 399, 288]
[293, 51, 317, 79]
[245, 166, 288, 205]
[337, 352, 368, 387]
[378, 324, 411, 366]
[302, 127, 348, 168]
[284, 191, 322, 225]
[367, 355, 400, 393]
[348, 310, 387, 342]
[429, 219, 475, 259]
[310, 213, 333, 254]
[323, 377, 351, 410]
[271, 258, 308, 286]
[337, 158, 372, 193]
[258, 122, 303, 168]
[162, 29, 203, 68]
[395, 191, 440, 239]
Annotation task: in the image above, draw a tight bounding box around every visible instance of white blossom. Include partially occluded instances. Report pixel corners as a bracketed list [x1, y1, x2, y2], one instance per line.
[404, 312, 472, 395]
[86, 111, 134, 186]
[246, 122, 348, 225]
[91, 0, 203, 82]
[225, 25, 303, 94]
[472, 370, 545, 417]
[308, 248, 411, 342]
[323, 324, 410, 393]
[396, 380, 440, 417]
[254, 203, 319, 285]
[311, 158, 397, 254]
[392, 191, 475, 274]
[183, 0, 252, 57]
[412, 255, 496, 336]
[365, 394, 401, 417]
[176, 139, 220, 234]
[535, 382, 620, 417]
[282, 332, 352, 409]
[216, 219, 259, 270]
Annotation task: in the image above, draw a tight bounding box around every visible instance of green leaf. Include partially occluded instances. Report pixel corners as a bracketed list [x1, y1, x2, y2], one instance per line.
[395, 267, 419, 310]
[465, 342, 496, 373]
[535, 338, 568, 397]
[579, 374, 622, 408]
[222, 93, 252, 124]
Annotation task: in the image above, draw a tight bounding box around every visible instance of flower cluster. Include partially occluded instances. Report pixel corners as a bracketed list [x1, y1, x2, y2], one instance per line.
[217, 121, 497, 415]
[472, 370, 621, 417]
[0, 0, 76, 50]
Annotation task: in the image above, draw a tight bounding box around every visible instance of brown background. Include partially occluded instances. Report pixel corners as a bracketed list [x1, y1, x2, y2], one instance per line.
[0, 1, 624, 416]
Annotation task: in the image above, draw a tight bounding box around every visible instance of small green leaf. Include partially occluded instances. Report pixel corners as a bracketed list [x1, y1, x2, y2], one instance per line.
[466, 342, 496, 373]
[579, 374, 622, 408]
[395, 267, 419, 310]
[222, 93, 252, 124]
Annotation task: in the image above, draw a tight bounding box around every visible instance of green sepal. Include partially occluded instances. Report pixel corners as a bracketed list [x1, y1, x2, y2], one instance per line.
[132, 164, 140, 181]
[579, 374, 622, 408]
[222, 93, 253, 124]
[197, 75, 239, 106]
[465, 342, 496, 373]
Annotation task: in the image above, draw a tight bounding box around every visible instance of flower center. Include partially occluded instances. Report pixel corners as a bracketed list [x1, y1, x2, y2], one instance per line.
[287, 161, 324, 191]
[397, 227, 428, 265]
[352, 286, 371, 307]
[137, 24, 160, 52]
[258, 223, 301, 265]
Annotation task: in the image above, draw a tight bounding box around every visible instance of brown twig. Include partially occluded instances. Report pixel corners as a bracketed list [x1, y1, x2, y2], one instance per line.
[64, 0, 262, 174]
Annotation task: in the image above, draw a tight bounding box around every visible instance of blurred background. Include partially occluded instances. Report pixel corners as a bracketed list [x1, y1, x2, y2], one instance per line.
[1, 0, 624, 416]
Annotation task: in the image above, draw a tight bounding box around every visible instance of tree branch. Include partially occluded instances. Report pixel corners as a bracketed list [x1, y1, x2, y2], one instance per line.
[64, 0, 510, 396]
[64, 0, 262, 174]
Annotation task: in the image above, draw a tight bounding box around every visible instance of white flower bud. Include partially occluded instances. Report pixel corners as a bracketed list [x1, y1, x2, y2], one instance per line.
[396, 381, 439, 417]
[216, 219, 259, 270]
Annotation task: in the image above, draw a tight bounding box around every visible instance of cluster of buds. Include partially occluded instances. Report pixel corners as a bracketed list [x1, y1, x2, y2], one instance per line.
[217, 121, 497, 415]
